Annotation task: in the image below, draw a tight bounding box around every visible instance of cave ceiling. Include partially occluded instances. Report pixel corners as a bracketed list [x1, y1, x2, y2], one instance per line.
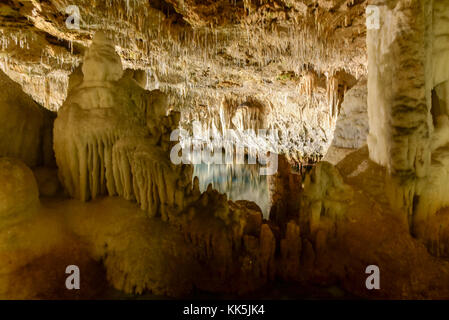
[0, 0, 367, 111]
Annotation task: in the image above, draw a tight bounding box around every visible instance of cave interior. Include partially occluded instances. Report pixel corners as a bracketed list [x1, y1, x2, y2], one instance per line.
[1, 0, 449, 300]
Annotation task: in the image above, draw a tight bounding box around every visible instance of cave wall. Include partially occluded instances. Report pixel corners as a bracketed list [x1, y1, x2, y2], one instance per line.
[332, 76, 368, 149]
[0, 69, 55, 168]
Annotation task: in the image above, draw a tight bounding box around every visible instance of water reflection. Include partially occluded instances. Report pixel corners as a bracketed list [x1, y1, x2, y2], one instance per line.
[193, 161, 270, 218]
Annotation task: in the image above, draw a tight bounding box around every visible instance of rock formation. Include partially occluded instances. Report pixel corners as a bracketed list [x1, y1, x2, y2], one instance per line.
[51, 31, 277, 296]
[332, 77, 368, 150]
[0, 70, 55, 168]
[4, 0, 449, 301]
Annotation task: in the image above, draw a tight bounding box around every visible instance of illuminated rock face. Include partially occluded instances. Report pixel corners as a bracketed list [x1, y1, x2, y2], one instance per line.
[54, 32, 147, 201]
[367, 1, 430, 177]
[54, 32, 187, 217]
[365, 0, 449, 255]
[332, 77, 368, 149]
[0, 70, 55, 168]
[81, 32, 124, 83]
[366, 1, 427, 216]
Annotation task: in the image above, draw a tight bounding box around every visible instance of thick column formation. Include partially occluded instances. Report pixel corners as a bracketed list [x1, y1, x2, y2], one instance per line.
[365, 0, 449, 255]
[366, 0, 431, 223]
[54, 32, 189, 219]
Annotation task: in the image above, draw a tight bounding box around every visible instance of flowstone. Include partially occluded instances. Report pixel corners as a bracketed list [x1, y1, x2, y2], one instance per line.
[54, 32, 191, 219]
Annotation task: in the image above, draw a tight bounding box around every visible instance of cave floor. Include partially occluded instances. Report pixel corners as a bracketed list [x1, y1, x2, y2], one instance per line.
[7, 147, 449, 299]
[6, 194, 351, 299]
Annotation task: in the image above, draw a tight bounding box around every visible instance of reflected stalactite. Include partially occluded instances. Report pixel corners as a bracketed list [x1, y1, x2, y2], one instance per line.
[193, 161, 270, 218]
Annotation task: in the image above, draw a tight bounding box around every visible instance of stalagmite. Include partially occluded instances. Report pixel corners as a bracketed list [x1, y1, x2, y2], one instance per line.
[54, 32, 185, 218]
[300, 161, 353, 237]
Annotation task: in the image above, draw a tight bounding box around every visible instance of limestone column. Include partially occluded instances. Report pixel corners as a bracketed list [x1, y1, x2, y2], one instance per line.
[366, 0, 432, 226]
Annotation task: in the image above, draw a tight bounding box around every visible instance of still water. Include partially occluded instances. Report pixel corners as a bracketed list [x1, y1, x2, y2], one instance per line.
[193, 161, 271, 218]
